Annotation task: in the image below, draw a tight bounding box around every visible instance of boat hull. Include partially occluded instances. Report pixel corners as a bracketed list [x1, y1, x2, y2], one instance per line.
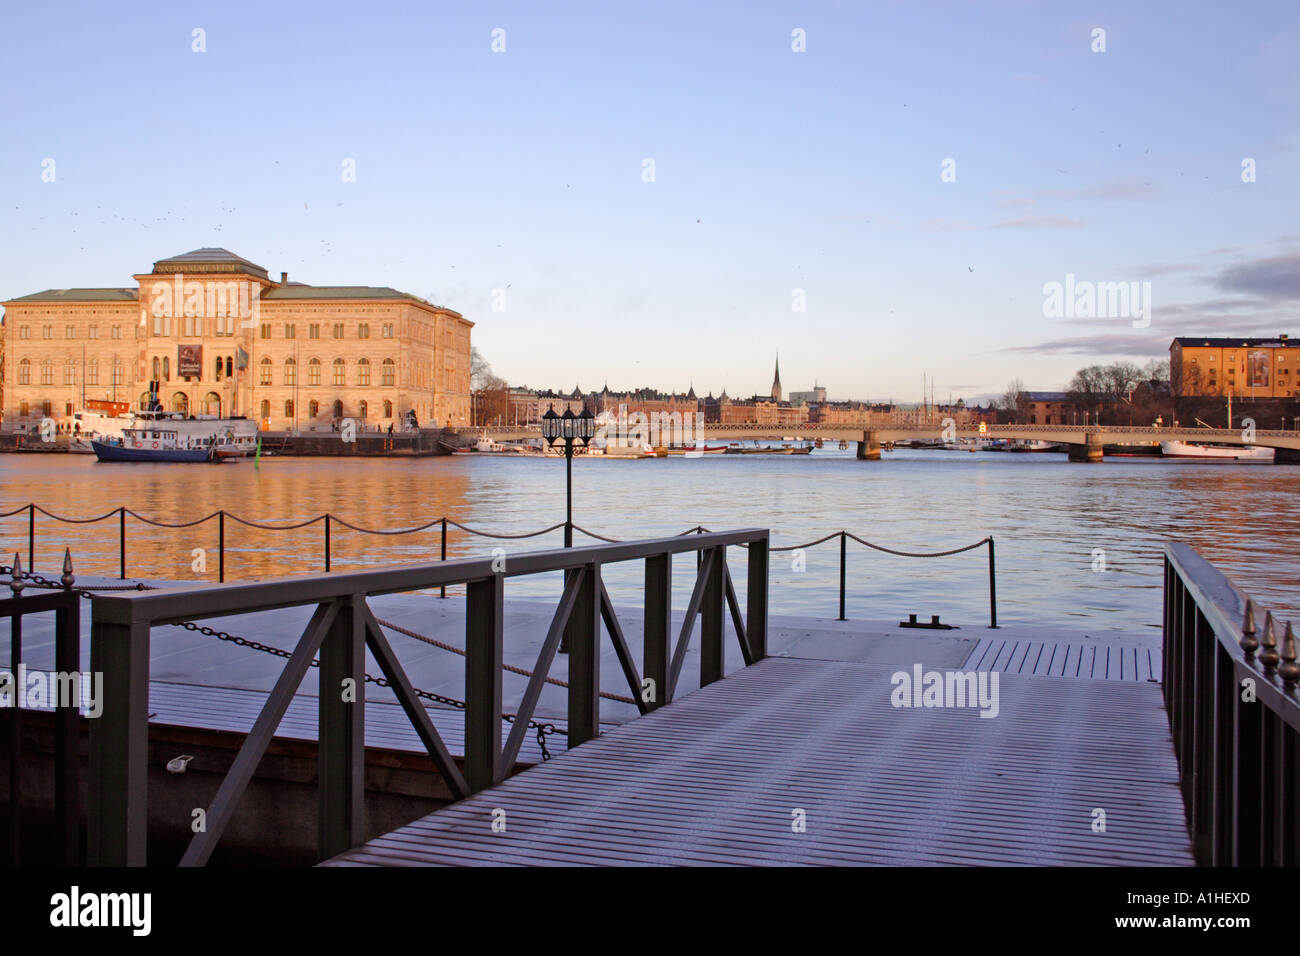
[91, 441, 217, 463]
[1159, 441, 1274, 463]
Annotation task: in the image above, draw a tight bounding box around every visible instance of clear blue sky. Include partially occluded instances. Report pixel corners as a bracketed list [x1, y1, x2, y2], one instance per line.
[2, 0, 1297, 403]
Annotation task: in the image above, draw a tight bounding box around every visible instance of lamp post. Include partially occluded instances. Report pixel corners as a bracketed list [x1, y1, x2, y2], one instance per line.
[542, 404, 595, 548]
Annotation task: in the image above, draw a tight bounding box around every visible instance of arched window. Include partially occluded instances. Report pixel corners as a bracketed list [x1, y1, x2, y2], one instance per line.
[259, 357, 272, 385]
[64, 359, 76, 385]
[152, 356, 161, 381]
[284, 400, 295, 419]
[309, 399, 320, 418]
[40, 359, 53, 385]
[284, 357, 297, 386]
[225, 356, 233, 378]
[139, 391, 152, 410]
[307, 358, 321, 386]
[333, 358, 345, 386]
[215, 357, 224, 381]
[203, 392, 222, 417]
[383, 400, 394, 418]
[357, 358, 370, 386]
[163, 356, 171, 381]
[381, 358, 395, 386]
[332, 399, 344, 419]
[171, 392, 190, 413]
[259, 399, 271, 421]
[358, 400, 368, 420]
[17, 359, 30, 385]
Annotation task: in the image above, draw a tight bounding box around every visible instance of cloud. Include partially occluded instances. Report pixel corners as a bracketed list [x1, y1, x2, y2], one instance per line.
[1001, 334, 1172, 357]
[1132, 263, 1200, 278]
[1211, 253, 1300, 300]
[995, 215, 1085, 229]
[995, 177, 1160, 210]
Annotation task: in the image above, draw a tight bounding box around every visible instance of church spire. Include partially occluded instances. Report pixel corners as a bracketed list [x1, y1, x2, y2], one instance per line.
[770, 353, 782, 402]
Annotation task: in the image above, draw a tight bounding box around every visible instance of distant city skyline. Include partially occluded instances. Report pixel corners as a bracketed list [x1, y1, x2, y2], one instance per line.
[2, 0, 1297, 403]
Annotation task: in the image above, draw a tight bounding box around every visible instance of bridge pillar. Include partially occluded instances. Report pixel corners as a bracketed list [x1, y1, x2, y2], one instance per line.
[1274, 447, 1300, 466]
[1067, 433, 1104, 463]
[856, 430, 880, 461]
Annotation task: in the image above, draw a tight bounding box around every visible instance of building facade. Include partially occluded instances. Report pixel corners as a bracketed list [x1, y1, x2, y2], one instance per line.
[1, 248, 472, 431]
[1171, 335, 1298, 398]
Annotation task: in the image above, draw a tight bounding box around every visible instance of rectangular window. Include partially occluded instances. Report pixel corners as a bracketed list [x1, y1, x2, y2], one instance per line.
[359, 324, 370, 339]
[19, 325, 30, 339]
[333, 323, 344, 339]
[66, 326, 76, 339]
[285, 324, 296, 339]
[88, 325, 99, 340]
[260, 323, 271, 339]
[307, 363, 321, 386]
[259, 363, 272, 386]
[41, 364, 53, 385]
[88, 361, 99, 385]
[333, 362, 345, 386]
[112, 325, 122, 340]
[64, 363, 75, 385]
[383, 324, 394, 338]
[43, 325, 53, 339]
[285, 363, 297, 386]
[112, 361, 124, 386]
[309, 324, 320, 339]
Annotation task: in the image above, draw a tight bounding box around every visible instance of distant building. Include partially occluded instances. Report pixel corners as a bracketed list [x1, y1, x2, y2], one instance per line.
[1022, 391, 1069, 425]
[1171, 335, 1298, 398]
[1, 247, 473, 431]
[788, 385, 827, 406]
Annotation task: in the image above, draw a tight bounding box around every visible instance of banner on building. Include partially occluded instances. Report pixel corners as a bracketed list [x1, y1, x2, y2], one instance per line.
[1248, 350, 1270, 389]
[235, 346, 249, 371]
[178, 344, 203, 379]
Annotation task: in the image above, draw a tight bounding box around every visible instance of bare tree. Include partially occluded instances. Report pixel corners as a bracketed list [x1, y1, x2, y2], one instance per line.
[999, 378, 1027, 421]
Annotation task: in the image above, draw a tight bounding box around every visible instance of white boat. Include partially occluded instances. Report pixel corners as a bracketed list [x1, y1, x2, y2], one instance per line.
[72, 409, 258, 458]
[1159, 441, 1274, 463]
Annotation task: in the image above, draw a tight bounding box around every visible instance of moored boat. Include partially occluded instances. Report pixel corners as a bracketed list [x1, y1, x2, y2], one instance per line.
[1159, 441, 1274, 463]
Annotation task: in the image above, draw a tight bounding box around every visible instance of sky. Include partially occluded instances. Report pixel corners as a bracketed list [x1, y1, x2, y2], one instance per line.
[2, 0, 1297, 404]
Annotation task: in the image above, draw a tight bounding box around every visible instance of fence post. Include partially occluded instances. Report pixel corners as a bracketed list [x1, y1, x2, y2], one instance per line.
[747, 532, 769, 660]
[567, 562, 602, 747]
[218, 511, 225, 583]
[643, 552, 671, 711]
[839, 532, 847, 621]
[119, 507, 126, 580]
[317, 596, 366, 860]
[55, 560, 82, 865]
[28, 503, 34, 571]
[440, 517, 447, 599]
[465, 572, 504, 792]
[700, 547, 725, 686]
[88, 618, 151, 866]
[987, 537, 998, 629]
[324, 514, 331, 573]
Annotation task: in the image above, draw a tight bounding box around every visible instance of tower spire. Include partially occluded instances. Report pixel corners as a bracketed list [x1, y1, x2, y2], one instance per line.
[771, 353, 782, 402]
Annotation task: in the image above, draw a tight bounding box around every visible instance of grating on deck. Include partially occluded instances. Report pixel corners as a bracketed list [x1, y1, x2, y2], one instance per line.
[325, 656, 1193, 866]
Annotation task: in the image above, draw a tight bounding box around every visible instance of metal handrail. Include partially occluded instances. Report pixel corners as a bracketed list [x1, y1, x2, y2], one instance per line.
[1162, 542, 1299, 865]
[87, 528, 771, 867]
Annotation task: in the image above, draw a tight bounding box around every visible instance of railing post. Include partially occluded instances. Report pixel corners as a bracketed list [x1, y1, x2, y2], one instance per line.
[987, 536, 998, 629]
[88, 617, 151, 866]
[567, 562, 601, 747]
[465, 572, 504, 792]
[28, 503, 34, 571]
[700, 546, 725, 686]
[439, 517, 447, 599]
[218, 510, 226, 583]
[119, 507, 126, 580]
[55, 557, 82, 865]
[747, 532, 769, 660]
[324, 514, 331, 572]
[317, 596, 366, 860]
[838, 532, 847, 621]
[643, 553, 671, 711]
[8, 574, 22, 865]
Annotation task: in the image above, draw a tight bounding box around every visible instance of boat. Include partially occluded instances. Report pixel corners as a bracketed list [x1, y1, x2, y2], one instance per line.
[453, 435, 531, 454]
[1158, 441, 1274, 463]
[92, 424, 225, 463]
[72, 407, 258, 458]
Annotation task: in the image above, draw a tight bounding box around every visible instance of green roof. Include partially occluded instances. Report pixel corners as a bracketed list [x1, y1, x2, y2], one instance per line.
[5, 288, 139, 303]
[151, 247, 270, 280]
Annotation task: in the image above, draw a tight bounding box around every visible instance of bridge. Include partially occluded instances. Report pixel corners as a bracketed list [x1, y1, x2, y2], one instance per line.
[23, 528, 1289, 867]
[463, 423, 1300, 463]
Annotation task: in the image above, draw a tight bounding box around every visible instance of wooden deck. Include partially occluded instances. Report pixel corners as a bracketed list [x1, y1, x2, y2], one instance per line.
[325, 656, 1193, 866]
[965, 636, 1161, 682]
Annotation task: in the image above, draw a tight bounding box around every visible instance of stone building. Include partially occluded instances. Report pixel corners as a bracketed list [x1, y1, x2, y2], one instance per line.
[1170, 335, 1298, 398]
[1, 248, 472, 432]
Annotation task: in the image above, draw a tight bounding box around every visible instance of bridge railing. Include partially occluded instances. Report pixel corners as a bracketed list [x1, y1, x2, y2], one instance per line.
[86, 528, 770, 866]
[1163, 542, 1299, 865]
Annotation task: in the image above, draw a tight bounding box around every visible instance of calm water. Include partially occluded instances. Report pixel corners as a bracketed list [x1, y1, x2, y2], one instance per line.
[1, 449, 1296, 632]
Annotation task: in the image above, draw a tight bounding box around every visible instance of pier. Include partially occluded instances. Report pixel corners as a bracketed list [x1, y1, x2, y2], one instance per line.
[3, 526, 1293, 867]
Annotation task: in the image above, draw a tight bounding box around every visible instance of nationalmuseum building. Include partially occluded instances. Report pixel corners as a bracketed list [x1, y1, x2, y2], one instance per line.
[0, 248, 472, 431]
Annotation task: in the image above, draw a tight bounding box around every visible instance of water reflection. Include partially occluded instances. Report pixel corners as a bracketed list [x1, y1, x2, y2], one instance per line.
[1, 451, 1295, 631]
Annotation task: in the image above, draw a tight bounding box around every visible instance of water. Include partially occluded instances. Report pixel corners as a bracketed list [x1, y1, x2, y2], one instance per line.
[1, 449, 1296, 632]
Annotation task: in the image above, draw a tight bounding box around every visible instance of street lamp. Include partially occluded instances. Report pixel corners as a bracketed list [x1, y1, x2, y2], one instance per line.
[542, 404, 595, 548]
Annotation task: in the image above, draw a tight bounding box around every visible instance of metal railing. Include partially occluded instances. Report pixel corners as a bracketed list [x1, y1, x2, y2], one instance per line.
[1, 504, 997, 626]
[1, 551, 82, 866]
[86, 528, 770, 866]
[1163, 542, 1299, 865]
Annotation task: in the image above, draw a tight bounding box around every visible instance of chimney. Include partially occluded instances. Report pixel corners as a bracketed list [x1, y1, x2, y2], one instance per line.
[281, 272, 288, 286]
[1281, 334, 1289, 343]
